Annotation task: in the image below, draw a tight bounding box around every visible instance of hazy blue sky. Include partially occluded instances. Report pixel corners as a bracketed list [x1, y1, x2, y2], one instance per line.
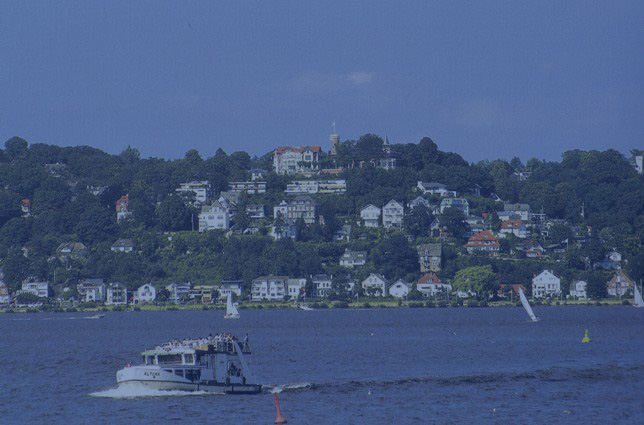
[1, 1, 642, 162]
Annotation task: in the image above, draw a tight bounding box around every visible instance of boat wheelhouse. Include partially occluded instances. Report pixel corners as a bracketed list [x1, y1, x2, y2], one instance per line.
[116, 333, 261, 394]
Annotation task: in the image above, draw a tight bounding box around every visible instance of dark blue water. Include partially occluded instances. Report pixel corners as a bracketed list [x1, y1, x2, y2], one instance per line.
[1, 307, 642, 424]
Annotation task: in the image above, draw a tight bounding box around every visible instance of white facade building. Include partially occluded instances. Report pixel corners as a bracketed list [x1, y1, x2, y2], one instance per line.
[106, 283, 128, 305]
[569, 280, 588, 300]
[134, 284, 157, 304]
[218, 281, 243, 301]
[228, 181, 266, 194]
[388, 280, 411, 298]
[77, 279, 106, 303]
[361, 273, 388, 297]
[339, 249, 367, 267]
[360, 204, 381, 227]
[199, 201, 230, 231]
[18, 281, 52, 298]
[251, 276, 288, 301]
[176, 181, 210, 204]
[312, 274, 332, 298]
[382, 200, 404, 228]
[532, 270, 561, 299]
[273, 146, 321, 175]
[287, 278, 306, 299]
[166, 282, 191, 304]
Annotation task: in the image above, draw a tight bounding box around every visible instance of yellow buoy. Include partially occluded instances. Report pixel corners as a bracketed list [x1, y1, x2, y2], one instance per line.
[582, 329, 590, 343]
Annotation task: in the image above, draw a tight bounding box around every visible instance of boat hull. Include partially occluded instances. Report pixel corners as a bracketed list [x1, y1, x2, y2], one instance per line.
[117, 366, 261, 394]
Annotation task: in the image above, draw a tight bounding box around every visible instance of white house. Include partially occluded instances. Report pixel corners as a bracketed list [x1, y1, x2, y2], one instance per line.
[382, 200, 404, 228]
[273, 146, 321, 175]
[218, 281, 243, 301]
[270, 218, 297, 240]
[166, 282, 192, 304]
[287, 278, 306, 299]
[607, 270, 635, 297]
[198, 201, 230, 231]
[285, 180, 319, 194]
[228, 181, 266, 194]
[176, 181, 211, 204]
[106, 283, 128, 305]
[503, 203, 531, 221]
[18, 281, 52, 298]
[251, 276, 288, 301]
[569, 280, 588, 300]
[361, 273, 388, 297]
[111, 238, 135, 253]
[498, 220, 528, 239]
[312, 274, 333, 297]
[416, 182, 455, 197]
[417, 273, 451, 297]
[532, 270, 561, 299]
[77, 279, 106, 303]
[360, 204, 381, 227]
[408, 196, 431, 210]
[134, 283, 157, 304]
[439, 198, 469, 216]
[388, 280, 411, 298]
[339, 249, 367, 267]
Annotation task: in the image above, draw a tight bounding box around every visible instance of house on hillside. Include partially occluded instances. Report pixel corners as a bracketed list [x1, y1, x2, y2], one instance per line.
[77, 278, 106, 303]
[20, 199, 31, 217]
[532, 270, 561, 299]
[198, 201, 230, 231]
[251, 276, 288, 301]
[499, 219, 528, 239]
[190, 285, 215, 304]
[439, 198, 469, 216]
[287, 278, 306, 299]
[333, 224, 352, 242]
[339, 249, 367, 267]
[416, 182, 455, 197]
[465, 231, 500, 254]
[595, 250, 622, 270]
[502, 203, 531, 221]
[106, 283, 128, 305]
[408, 196, 431, 210]
[175, 181, 211, 205]
[273, 196, 318, 224]
[250, 168, 268, 181]
[217, 281, 243, 301]
[111, 239, 135, 253]
[388, 280, 411, 298]
[360, 204, 381, 227]
[166, 282, 192, 304]
[133, 284, 156, 304]
[228, 181, 266, 194]
[569, 280, 588, 300]
[417, 243, 442, 272]
[56, 242, 89, 261]
[361, 273, 387, 297]
[312, 274, 333, 297]
[273, 146, 321, 175]
[17, 280, 52, 299]
[246, 204, 265, 219]
[496, 284, 526, 299]
[417, 273, 451, 297]
[382, 200, 404, 228]
[116, 195, 132, 222]
[607, 270, 635, 297]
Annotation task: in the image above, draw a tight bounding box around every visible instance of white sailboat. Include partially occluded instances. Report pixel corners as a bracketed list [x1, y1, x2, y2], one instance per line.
[519, 288, 539, 322]
[224, 293, 240, 319]
[633, 282, 644, 308]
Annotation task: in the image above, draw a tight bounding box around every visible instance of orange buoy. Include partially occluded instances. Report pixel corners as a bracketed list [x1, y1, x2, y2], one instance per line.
[274, 392, 287, 424]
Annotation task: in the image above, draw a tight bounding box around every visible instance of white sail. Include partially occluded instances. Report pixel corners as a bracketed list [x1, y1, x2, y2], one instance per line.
[224, 293, 240, 319]
[634, 282, 644, 308]
[519, 288, 538, 322]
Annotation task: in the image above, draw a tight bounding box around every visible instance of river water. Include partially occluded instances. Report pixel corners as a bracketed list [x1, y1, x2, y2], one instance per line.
[0, 306, 642, 424]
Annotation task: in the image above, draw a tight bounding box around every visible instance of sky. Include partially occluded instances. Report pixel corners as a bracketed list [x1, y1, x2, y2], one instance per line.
[1, 1, 643, 162]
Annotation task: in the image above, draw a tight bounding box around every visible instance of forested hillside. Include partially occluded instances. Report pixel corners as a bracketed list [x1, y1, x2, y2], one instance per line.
[0, 135, 642, 299]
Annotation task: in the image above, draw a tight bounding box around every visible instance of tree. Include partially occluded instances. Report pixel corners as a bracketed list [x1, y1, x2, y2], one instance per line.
[16, 292, 42, 304]
[453, 265, 497, 298]
[4, 137, 28, 160]
[371, 234, 418, 279]
[404, 204, 434, 238]
[440, 207, 470, 241]
[157, 195, 193, 231]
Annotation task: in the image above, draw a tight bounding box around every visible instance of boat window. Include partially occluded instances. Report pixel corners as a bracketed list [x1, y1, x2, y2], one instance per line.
[183, 354, 194, 364]
[157, 354, 182, 364]
[185, 369, 201, 382]
[174, 369, 184, 377]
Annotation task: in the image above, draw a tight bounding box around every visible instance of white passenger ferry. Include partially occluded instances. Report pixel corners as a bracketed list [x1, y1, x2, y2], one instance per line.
[116, 333, 262, 394]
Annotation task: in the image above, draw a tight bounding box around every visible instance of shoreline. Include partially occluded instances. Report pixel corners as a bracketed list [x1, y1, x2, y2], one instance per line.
[0, 298, 633, 314]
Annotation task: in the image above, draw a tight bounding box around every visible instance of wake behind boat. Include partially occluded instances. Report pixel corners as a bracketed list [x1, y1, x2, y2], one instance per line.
[224, 293, 240, 319]
[86, 313, 105, 319]
[116, 333, 261, 394]
[519, 288, 539, 322]
[299, 304, 314, 311]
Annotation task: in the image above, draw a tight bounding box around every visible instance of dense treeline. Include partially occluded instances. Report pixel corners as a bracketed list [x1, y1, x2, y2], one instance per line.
[0, 135, 642, 297]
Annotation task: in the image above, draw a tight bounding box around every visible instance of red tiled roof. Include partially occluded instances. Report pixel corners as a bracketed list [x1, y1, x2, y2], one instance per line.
[116, 194, 129, 205]
[417, 273, 442, 285]
[501, 219, 522, 230]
